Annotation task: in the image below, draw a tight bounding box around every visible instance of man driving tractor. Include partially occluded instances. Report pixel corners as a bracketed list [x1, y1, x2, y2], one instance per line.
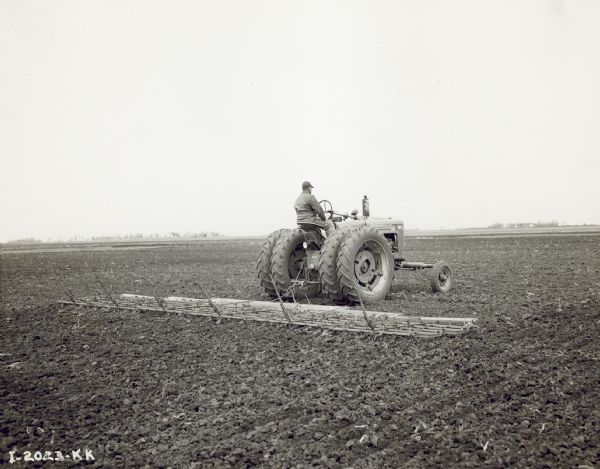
[294, 181, 335, 236]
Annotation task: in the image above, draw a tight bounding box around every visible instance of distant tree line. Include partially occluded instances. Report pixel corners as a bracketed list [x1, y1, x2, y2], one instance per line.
[488, 221, 560, 229]
[5, 233, 224, 243]
[4, 238, 43, 244]
[86, 232, 224, 241]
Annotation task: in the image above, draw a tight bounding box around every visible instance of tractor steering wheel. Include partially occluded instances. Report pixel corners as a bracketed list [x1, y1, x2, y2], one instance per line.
[319, 200, 334, 220]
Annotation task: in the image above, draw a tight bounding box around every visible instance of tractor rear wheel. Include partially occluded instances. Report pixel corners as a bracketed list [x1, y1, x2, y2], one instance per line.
[271, 229, 320, 298]
[337, 228, 394, 303]
[256, 228, 289, 297]
[430, 261, 453, 293]
[317, 228, 351, 302]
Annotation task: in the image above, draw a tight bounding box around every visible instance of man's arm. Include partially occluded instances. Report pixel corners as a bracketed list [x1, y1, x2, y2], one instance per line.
[308, 195, 327, 221]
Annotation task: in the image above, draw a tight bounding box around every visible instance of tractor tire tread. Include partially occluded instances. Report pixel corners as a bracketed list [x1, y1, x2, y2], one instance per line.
[270, 229, 304, 296]
[317, 228, 351, 301]
[256, 228, 289, 296]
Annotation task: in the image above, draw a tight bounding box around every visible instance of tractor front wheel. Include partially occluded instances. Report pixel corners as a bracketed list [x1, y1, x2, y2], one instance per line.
[430, 261, 453, 293]
[336, 228, 394, 303]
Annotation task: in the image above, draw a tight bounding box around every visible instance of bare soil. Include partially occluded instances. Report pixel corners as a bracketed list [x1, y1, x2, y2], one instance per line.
[1, 234, 599, 467]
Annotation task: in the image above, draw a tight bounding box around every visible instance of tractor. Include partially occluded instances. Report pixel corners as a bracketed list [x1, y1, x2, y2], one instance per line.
[256, 196, 453, 303]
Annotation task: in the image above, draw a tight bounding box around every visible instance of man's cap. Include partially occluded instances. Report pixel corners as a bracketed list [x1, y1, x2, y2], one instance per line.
[302, 181, 314, 190]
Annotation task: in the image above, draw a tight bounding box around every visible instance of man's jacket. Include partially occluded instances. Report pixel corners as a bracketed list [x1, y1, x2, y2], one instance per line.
[294, 192, 326, 223]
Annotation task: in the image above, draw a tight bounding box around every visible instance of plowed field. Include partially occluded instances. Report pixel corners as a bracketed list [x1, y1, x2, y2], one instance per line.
[1, 234, 599, 467]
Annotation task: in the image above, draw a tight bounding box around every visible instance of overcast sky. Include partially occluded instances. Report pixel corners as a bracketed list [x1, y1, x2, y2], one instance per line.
[1, 1, 599, 241]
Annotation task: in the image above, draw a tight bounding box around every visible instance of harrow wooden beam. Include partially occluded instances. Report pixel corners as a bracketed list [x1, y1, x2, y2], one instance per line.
[59, 294, 477, 338]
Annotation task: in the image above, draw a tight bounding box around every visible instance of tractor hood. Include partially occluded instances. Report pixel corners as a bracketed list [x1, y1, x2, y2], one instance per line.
[338, 217, 404, 230]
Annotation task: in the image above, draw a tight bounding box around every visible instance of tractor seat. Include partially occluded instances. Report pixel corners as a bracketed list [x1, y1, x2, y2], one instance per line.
[298, 223, 322, 233]
[298, 223, 325, 248]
